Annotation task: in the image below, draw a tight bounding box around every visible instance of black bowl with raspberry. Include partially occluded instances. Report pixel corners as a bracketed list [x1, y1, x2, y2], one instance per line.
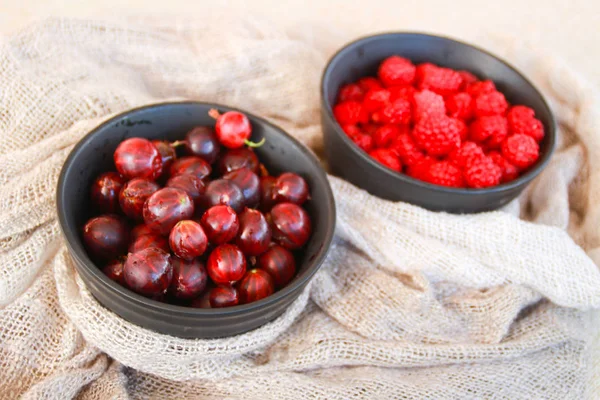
[321, 33, 556, 213]
[57, 102, 336, 338]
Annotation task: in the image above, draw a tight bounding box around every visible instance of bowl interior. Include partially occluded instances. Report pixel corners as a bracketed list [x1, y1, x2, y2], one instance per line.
[322, 33, 555, 190]
[58, 102, 335, 314]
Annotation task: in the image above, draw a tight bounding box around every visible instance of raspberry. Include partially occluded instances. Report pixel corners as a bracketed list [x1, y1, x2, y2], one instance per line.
[464, 156, 502, 188]
[470, 116, 508, 148]
[363, 89, 391, 113]
[456, 119, 468, 141]
[458, 70, 478, 89]
[389, 85, 416, 102]
[361, 123, 380, 136]
[357, 77, 383, 92]
[413, 116, 462, 156]
[416, 64, 463, 96]
[413, 90, 446, 122]
[407, 156, 435, 181]
[390, 132, 425, 165]
[423, 161, 465, 187]
[474, 91, 508, 117]
[507, 105, 544, 141]
[489, 151, 519, 183]
[369, 148, 402, 172]
[448, 141, 485, 170]
[446, 92, 474, 120]
[353, 133, 374, 153]
[373, 124, 402, 148]
[466, 80, 496, 97]
[338, 83, 364, 102]
[342, 124, 362, 139]
[333, 101, 369, 125]
[501, 134, 539, 169]
[378, 56, 416, 87]
[372, 98, 411, 125]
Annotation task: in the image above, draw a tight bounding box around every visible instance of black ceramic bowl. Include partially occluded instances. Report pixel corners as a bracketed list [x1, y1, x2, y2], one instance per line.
[57, 102, 335, 338]
[321, 33, 556, 213]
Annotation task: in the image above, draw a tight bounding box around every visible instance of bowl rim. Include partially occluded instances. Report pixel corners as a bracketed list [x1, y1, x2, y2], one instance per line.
[56, 100, 336, 316]
[320, 31, 557, 195]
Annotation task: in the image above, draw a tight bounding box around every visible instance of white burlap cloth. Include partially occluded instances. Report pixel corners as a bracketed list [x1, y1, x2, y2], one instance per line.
[1, 14, 600, 399]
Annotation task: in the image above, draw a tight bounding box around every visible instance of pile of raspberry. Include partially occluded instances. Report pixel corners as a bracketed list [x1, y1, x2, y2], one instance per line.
[333, 56, 545, 188]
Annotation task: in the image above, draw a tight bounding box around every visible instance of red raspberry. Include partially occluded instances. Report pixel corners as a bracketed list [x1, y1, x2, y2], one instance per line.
[416, 64, 463, 96]
[357, 77, 383, 92]
[413, 116, 462, 156]
[474, 91, 508, 117]
[446, 92, 474, 120]
[407, 156, 435, 181]
[470, 116, 508, 148]
[458, 70, 478, 89]
[390, 132, 425, 165]
[338, 83, 364, 102]
[456, 119, 468, 141]
[378, 56, 416, 87]
[466, 80, 496, 97]
[389, 85, 416, 102]
[353, 133, 374, 153]
[363, 89, 391, 113]
[373, 124, 402, 148]
[369, 148, 402, 172]
[342, 124, 362, 139]
[334, 101, 369, 125]
[501, 134, 539, 169]
[362, 123, 380, 136]
[448, 141, 485, 170]
[489, 151, 519, 183]
[423, 161, 465, 188]
[372, 98, 411, 125]
[507, 105, 544, 141]
[464, 156, 502, 188]
[413, 90, 446, 122]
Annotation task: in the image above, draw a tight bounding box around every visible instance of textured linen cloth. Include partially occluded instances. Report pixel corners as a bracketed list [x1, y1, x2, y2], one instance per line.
[1, 14, 600, 399]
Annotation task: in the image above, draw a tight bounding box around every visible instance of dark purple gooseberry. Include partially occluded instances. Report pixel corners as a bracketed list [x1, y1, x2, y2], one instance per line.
[223, 167, 260, 208]
[218, 148, 259, 175]
[102, 258, 126, 285]
[169, 257, 208, 300]
[202, 179, 245, 213]
[143, 188, 195, 235]
[128, 233, 170, 254]
[190, 290, 212, 308]
[82, 214, 129, 260]
[166, 174, 206, 209]
[257, 245, 296, 288]
[273, 172, 309, 205]
[123, 247, 173, 297]
[130, 224, 154, 241]
[236, 208, 271, 256]
[237, 269, 274, 304]
[208, 286, 239, 308]
[90, 172, 125, 214]
[185, 126, 220, 164]
[152, 140, 177, 177]
[269, 202, 312, 250]
[200, 205, 239, 244]
[169, 156, 211, 182]
[168, 220, 208, 260]
[114, 137, 163, 181]
[259, 176, 277, 211]
[206, 244, 246, 284]
[119, 178, 160, 220]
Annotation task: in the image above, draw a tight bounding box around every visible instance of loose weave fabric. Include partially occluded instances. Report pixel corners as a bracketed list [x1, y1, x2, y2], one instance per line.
[1, 14, 600, 399]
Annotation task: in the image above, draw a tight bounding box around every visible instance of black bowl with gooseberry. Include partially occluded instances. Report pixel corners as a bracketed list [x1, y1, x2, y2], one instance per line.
[321, 33, 556, 213]
[57, 102, 335, 338]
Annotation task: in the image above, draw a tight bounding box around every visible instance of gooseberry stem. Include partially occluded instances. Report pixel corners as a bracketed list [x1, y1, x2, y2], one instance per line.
[245, 138, 265, 148]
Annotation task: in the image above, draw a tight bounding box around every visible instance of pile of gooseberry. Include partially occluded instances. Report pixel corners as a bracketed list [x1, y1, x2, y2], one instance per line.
[82, 109, 312, 308]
